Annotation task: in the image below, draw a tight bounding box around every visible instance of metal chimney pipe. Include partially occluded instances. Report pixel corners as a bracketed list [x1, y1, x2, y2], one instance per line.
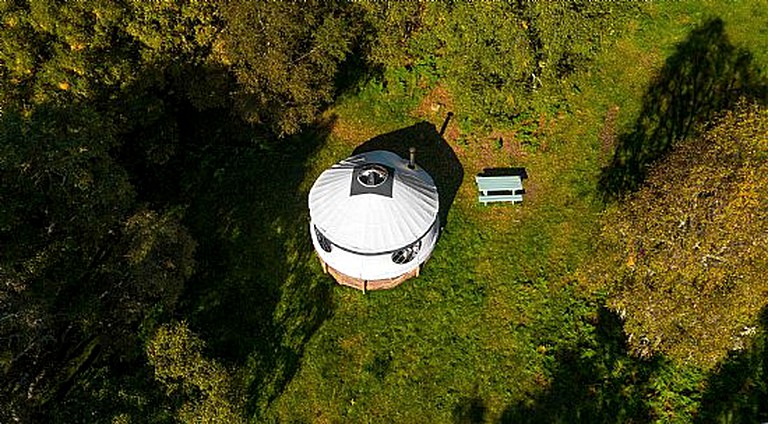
[408, 147, 416, 169]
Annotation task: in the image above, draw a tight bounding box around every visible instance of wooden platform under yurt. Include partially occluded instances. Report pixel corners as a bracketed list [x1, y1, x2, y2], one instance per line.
[318, 256, 419, 292]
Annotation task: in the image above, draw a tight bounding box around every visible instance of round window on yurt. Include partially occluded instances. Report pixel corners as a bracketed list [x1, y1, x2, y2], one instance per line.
[314, 226, 332, 253]
[357, 164, 389, 187]
[391, 240, 421, 264]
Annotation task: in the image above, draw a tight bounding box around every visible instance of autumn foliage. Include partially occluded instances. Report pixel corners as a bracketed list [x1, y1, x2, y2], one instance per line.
[590, 102, 768, 368]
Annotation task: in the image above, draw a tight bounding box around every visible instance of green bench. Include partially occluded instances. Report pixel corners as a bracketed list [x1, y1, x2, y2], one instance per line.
[475, 175, 524, 205]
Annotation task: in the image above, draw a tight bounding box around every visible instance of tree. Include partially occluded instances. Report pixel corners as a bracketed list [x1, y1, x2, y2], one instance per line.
[216, 0, 365, 136]
[147, 321, 244, 424]
[587, 102, 768, 368]
[0, 102, 196, 421]
[0, 3, 224, 419]
[362, 1, 636, 125]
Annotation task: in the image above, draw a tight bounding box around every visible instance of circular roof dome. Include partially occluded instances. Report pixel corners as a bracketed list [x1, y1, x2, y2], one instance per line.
[308, 150, 439, 254]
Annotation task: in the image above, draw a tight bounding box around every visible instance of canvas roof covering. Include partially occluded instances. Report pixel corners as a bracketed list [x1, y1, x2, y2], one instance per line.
[308, 150, 439, 254]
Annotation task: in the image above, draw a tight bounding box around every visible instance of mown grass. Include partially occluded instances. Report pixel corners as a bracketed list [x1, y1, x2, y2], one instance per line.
[179, 2, 768, 423]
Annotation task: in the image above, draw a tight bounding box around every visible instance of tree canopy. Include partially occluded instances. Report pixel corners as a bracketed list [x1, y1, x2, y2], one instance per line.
[588, 102, 768, 368]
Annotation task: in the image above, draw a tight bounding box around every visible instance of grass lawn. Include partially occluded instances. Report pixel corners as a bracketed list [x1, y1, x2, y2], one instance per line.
[179, 2, 768, 423]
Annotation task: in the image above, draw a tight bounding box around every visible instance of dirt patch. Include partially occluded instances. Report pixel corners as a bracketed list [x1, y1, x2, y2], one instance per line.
[442, 118, 461, 143]
[488, 130, 525, 160]
[599, 105, 620, 165]
[413, 85, 462, 144]
[414, 84, 455, 119]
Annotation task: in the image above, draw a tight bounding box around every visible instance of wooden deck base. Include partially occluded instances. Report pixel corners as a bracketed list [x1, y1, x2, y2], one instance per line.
[318, 256, 419, 292]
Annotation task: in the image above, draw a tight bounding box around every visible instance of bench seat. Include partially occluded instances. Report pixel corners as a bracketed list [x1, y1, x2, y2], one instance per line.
[478, 194, 523, 205]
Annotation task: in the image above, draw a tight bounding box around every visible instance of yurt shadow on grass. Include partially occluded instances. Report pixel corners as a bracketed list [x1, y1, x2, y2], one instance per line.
[352, 120, 463, 228]
[308, 120, 463, 291]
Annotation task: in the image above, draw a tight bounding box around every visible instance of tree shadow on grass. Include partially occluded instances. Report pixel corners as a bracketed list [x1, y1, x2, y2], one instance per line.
[499, 309, 657, 424]
[352, 116, 464, 228]
[454, 394, 488, 424]
[175, 110, 337, 417]
[695, 307, 768, 423]
[599, 18, 768, 199]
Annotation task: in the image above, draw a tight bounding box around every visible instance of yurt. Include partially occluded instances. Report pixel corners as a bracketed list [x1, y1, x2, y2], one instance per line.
[308, 149, 439, 291]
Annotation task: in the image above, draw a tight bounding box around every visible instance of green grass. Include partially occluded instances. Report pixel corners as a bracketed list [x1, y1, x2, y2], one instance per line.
[266, 121, 612, 422]
[175, 2, 768, 423]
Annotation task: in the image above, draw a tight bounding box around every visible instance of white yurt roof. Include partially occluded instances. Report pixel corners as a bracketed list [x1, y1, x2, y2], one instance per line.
[309, 150, 439, 254]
